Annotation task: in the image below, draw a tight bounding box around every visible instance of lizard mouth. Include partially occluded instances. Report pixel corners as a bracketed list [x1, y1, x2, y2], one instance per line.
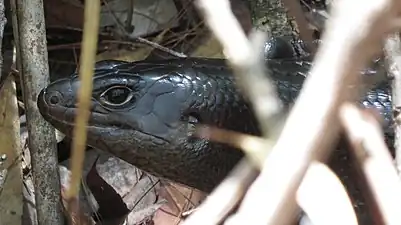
[37, 90, 169, 143]
[37, 89, 118, 129]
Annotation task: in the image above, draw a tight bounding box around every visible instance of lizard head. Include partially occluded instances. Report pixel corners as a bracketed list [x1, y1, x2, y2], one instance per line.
[37, 58, 248, 192]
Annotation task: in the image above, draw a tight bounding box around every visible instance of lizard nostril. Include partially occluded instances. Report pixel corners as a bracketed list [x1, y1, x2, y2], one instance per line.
[48, 92, 63, 105]
[50, 96, 59, 105]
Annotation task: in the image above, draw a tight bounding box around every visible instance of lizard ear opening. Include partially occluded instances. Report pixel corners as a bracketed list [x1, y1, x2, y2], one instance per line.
[180, 112, 201, 125]
[180, 112, 202, 141]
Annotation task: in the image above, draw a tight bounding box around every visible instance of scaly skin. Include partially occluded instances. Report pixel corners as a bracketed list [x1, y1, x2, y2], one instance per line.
[37, 55, 392, 193]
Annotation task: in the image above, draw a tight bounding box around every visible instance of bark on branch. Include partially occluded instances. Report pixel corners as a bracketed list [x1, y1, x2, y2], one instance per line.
[11, 0, 64, 223]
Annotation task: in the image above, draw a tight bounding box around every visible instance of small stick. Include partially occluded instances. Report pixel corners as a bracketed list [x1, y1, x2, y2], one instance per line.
[181, 160, 258, 225]
[219, 0, 401, 224]
[188, 0, 401, 224]
[340, 103, 401, 224]
[12, 0, 65, 223]
[297, 162, 357, 225]
[384, 34, 401, 174]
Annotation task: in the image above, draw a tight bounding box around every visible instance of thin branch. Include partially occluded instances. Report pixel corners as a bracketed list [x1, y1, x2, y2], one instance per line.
[384, 34, 401, 174]
[181, 160, 258, 225]
[125, 0, 134, 31]
[340, 103, 401, 224]
[195, 123, 357, 224]
[192, 0, 401, 224]
[13, 0, 64, 223]
[297, 162, 357, 225]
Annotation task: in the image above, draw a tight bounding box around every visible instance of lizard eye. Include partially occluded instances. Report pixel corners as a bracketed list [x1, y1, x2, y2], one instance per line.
[99, 86, 134, 107]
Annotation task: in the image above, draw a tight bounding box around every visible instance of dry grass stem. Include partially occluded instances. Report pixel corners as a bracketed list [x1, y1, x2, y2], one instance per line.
[297, 162, 357, 225]
[340, 103, 401, 224]
[66, 0, 101, 216]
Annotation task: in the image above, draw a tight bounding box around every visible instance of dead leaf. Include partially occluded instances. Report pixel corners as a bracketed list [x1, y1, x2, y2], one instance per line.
[126, 201, 166, 225]
[152, 182, 207, 225]
[0, 75, 23, 224]
[86, 158, 130, 223]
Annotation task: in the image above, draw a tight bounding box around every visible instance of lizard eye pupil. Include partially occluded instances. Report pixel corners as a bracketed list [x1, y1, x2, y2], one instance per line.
[99, 86, 134, 106]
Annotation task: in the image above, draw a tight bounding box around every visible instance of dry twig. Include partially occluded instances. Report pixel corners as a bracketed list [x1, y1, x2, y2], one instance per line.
[181, 159, 258, 225]
[340, 103, 401, 224]
[297, 162, 357, 225]
[188, 0, 401, 224]
[229, 0, 400, 222]
[384, 34, 401, 173]
[12, 0, 64, 223]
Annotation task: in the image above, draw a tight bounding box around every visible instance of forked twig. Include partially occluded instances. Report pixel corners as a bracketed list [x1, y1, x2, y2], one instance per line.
[188, 0, 401, 224]
[234, 0, 400, 223]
